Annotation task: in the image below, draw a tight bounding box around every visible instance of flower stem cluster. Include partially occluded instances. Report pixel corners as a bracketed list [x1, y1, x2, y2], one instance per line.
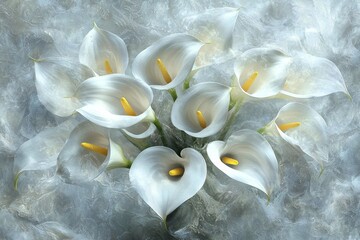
[14, 7, 349, 224]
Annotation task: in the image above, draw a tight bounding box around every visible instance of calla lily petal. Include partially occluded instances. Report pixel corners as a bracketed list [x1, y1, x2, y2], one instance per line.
[57, 121, 130, 183]
[234, 48, 292, 99]
[34, 58, 94, 117]
[129, 146, 206, 220]
[13, 119, 79, 189]
[75, 74, 154, 129]
[79, 24, 128, 75]
[207, 130, 278, 196]
[171, 82, 231, 138]
[280, 53, 349, 98]
[184, 7, 240, 68]
[122, 122, 156, 139]
[132, 33, 203, 90]
[263, 102, 328, 166]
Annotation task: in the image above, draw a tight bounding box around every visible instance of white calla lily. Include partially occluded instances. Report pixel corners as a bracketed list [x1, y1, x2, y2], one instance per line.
[132, 33, 203, 90]
[13, 119, 79, 190]
[129, 146, 206, 220]
[184, 7, 240, 68]
[261, 102, 328, 167]
[75, 74, 154, 129]
[57, 121, 131, 183]
[79, 24, 128, 75]
[34, 58, 94, 117]
[280, 53, 349, 98]
[233, 48, 292, 99]
[171, 82, 231, 138]
[207, 129, 278, 196]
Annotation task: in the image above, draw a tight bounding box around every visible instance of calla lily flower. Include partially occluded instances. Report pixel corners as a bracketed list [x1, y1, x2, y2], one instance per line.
[132, 33, 203, 90]
[57, 121, 132, 183]
[34, 58, 94, 117]
[280, 53, 349, 98]
[207, 129, 278, 196]
[129, 146, 206, 220]
[75, 74, 155, 129]
[79, 24, 129, 75]
[13, 119, 79, 190]
[233, 48, 292, 100]
[184, 7, 240, 68]
[261, 102, 328, 167]
[171, 82, 231, 138]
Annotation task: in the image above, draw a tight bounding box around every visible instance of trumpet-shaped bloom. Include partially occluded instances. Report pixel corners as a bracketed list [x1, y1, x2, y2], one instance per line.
[57, 121, 131, 183]
[262, 102, 328, 166]
[129, 146, 206, 220]
[184, 7, 240, 68]
[280, 53, 349, 98]
[207, 130, 278, 196]
[132, 33, 203, 90]
[171, 82, 231, 138]
[234, 48, 292, 99]
[34, 58, 94, 117]
[13, 119, 79, 189]
[79, 24, 128, 75]
[75, 74, 154, 129]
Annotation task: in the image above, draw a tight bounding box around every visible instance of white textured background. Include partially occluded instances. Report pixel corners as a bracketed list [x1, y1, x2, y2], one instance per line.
[0, 0, 359, 239]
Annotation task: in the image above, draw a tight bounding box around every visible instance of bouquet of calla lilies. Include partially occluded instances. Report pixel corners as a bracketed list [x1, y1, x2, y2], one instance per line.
[14, 7, 349, 225]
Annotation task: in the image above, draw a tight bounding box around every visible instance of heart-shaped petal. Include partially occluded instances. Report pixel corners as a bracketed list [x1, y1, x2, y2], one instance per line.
[129, 146, 206, 220]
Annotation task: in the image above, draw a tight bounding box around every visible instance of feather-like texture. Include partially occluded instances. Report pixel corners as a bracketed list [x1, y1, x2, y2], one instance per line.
[1, 1, 359, 239]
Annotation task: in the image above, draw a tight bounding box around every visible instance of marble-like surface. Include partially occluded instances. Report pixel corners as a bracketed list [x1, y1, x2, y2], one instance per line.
[0, 0, 359, 239]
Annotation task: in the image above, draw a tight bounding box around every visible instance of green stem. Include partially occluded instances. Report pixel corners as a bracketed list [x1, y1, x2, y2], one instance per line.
[153, 117, 168, 146]
[168, 88, 177, 101]
[266, 194, 271, 205]
[14, 172, 22, 191]
[183, 78, 191, 90]
[257, 127, 266, 135]
[183, 69, 199, 90]
[163, 217, 168, 232]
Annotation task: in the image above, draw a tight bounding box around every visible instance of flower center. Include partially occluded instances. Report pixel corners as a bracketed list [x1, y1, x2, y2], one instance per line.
[221, 156, 239, 166]
[120, 97, 137, 116]
[104, 59, 113, 74]
[278, 122, 301, 132]
[242, 71, 258, 92]
[196, 110, 207, 129]
[156, 58, 172, 84]
[168, 167, 184, 177]
[81, 142, 108, 156]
